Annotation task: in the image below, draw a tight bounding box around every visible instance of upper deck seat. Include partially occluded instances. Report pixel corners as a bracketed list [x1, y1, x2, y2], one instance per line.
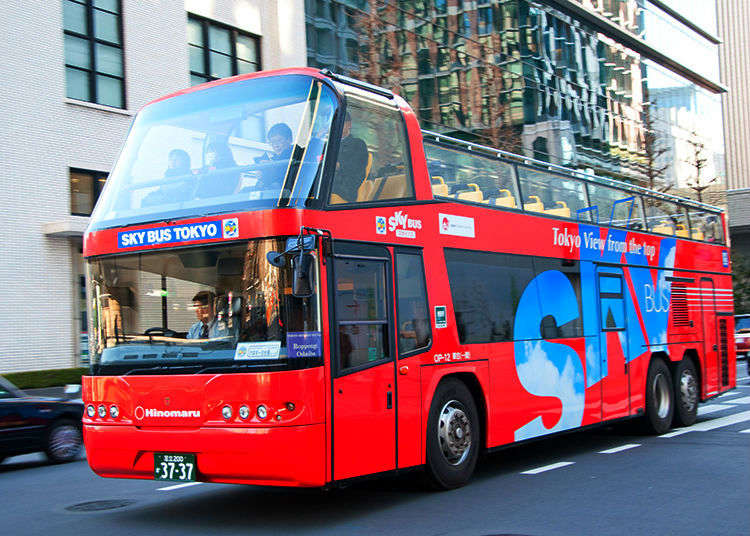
[376, 174, 408, 200]
[456, 183, 483, 203]
[493, 188, 517, 208]
[545, 200, 571, 218]
[523, 195, 545, 214]
[431, 176, 450, 197]
[652, 221, 675, 235]
[676, 224, 689, 237]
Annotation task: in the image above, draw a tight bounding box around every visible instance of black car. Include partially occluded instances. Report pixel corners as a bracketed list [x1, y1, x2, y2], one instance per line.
[0, 377, 83, 464]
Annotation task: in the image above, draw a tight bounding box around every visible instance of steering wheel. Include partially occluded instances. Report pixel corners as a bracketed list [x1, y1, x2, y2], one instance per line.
[144, 327, 178, 338]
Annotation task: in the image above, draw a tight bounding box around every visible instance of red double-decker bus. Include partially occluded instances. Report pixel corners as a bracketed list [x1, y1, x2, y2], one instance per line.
[82, 68, 735, 489]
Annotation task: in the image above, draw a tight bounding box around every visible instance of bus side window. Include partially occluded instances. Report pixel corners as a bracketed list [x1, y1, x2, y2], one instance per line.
[395, 252, 431, 356]
[329, 98, 414, 205]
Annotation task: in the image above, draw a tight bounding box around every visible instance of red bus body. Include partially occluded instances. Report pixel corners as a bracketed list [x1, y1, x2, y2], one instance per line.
[82, 68, 736, 488]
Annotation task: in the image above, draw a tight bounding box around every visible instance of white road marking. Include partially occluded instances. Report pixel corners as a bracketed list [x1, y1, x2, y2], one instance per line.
[157, 482, 202, 491]
[660, 410, 750, 438]
[719, 396, 750, 404]
[739, 428, 750, 434]
[697, 404, 735, 415]
[598, 443, 641, 454]
[521, 462, 575, 475]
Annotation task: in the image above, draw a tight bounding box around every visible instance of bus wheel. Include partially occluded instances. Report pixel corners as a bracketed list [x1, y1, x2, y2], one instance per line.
[673, 358, 698, 427]
[425, 379, 479, 490]
[644, 359, 674, 434]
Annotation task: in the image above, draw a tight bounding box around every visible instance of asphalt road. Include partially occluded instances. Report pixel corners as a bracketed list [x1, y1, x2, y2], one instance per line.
[3, 363, 748, 536]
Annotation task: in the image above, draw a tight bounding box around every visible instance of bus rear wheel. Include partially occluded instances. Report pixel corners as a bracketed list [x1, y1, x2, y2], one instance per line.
[673, 358, 698, 427]
[643, 358, 674, 434]
[424, 379, 479, 490]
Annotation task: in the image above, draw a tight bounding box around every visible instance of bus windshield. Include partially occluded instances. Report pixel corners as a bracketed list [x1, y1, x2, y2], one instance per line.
[87, 239, 321, 375]
[90, 75, 338, 231]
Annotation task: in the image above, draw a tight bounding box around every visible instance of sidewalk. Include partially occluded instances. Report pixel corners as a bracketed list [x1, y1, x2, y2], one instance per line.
[25, 386, 71, 398]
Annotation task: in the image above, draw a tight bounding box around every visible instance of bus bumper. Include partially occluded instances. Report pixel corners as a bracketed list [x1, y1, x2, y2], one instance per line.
[84, 423, 327, 487]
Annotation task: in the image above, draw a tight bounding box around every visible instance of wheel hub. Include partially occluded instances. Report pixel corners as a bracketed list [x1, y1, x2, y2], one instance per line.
[437, 401, 472, 466]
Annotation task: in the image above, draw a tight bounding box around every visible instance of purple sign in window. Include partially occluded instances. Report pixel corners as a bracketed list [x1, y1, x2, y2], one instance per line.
[287, 331, 322, 358]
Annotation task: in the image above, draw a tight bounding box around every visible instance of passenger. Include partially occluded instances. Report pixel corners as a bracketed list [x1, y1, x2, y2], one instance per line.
[187, 291, 233, 339]
[331, 112, 368, 203]
[164, 149, 191, 177]
[195, 139, 237, 198]
[244, 123, 294, 192]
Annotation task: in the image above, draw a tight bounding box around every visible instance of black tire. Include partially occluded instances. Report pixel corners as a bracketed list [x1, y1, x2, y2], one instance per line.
[643, 358, 674, 434]
[45, 419, 83, 463]
[424, 379, 480, 490]
[673, 358, 699, 427]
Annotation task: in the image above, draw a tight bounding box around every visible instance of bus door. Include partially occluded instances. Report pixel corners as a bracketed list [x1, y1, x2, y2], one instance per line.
[597, 267, 630, 420]
[699, 277, 719, 396]
[330, 244, 396, 481]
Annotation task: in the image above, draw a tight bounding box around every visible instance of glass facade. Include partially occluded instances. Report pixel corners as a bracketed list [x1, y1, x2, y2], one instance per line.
[305, 0, 725, 189]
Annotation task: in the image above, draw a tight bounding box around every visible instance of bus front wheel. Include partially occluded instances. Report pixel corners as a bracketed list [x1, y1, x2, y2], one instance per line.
[425, 378, 479, 490]
[643, 358, 674, 434]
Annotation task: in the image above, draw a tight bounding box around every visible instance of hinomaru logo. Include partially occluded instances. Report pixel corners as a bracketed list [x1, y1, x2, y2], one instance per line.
[134, 406, 201, 420]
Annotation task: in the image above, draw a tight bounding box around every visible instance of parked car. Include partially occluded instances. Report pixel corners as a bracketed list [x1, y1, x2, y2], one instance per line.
[736, 314, 750, 360]
[0, 377, 83, 464]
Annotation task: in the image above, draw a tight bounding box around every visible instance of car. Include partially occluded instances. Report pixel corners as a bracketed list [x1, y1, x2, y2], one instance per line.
[0, 376, 83, 464]
[736, 314, 750, 360]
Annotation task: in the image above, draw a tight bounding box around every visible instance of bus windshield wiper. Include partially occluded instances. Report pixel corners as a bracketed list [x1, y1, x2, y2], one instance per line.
[195, 362, 287, 374]
[123, 364, 204, 376]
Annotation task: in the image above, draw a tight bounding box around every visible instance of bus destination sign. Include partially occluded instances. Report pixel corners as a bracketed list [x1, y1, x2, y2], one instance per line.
[118, 218, 239, 248]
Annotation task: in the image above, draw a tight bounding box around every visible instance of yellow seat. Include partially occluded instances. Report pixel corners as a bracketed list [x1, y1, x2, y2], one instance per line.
[355, 177, 384, 202]
[676, 224, 689, 238]
[692, 229, 705, 240]
[524, 195, 545, 213]
[377, 174, 408, 200]
[545, 201, 571, 218]
[494, 188, 517, 208]
[365, 152, 373, 179]
[431, 176, 450, 197]
[652, 221, 675, 235]
[456, 183, 483, 203]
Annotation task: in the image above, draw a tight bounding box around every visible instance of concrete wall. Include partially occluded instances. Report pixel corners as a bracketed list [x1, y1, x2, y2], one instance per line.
[0, 0, 305, 373]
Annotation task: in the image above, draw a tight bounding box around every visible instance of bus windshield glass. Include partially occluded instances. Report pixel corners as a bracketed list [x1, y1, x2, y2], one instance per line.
[90, 75, 338, 230]
[86, 239, 321, 375]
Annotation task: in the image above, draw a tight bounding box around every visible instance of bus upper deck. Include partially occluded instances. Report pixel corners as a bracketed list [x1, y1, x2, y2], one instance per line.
[85, 67, 725, 248]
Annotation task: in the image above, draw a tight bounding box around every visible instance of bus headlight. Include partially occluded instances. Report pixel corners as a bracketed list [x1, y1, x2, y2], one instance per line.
[222, 405, 233, 420]
[256, 405, 267, 419]
[97, 405, 107, 418]
[86, 405, 95, 418]
[239, 405, 250, 419]
[109, 405, 119, 418]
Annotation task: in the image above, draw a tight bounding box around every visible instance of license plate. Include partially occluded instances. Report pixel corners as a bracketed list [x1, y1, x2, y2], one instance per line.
[154, 453, 196, 482]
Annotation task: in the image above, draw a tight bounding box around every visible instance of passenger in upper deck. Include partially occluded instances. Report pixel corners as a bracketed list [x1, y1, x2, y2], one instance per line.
[330, 112, 368, 203]
[239, 123, 295, 194]
[194, 139, 238, 198]
[165, 149, 192, 177]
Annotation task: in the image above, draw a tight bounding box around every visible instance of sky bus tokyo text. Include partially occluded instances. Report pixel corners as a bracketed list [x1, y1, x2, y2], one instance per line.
[81, 68, 736, 490]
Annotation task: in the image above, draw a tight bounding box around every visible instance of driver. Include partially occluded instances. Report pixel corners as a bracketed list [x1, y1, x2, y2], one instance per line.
[187, 291, 232, 339]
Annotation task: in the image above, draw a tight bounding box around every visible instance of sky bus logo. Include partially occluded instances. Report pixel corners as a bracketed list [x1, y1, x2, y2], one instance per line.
[134, 406, 201, 420]
[222, 218, 239, 239]
[375, 216, 387, 235]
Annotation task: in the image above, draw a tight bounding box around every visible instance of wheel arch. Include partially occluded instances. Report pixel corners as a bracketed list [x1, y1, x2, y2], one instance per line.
[427, 371, 489, 453]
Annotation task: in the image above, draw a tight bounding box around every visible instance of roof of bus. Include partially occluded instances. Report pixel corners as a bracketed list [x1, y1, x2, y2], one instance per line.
[145, 67, 327, 108]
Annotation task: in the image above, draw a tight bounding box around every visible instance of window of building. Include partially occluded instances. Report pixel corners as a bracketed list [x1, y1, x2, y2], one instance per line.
[63, 0, 125, 108]
[70, 168, 107, 216]
[188, 14, 260, 86]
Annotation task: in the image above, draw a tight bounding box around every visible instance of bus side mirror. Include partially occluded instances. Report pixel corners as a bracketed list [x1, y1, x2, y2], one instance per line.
[292, 252, 315, 298]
